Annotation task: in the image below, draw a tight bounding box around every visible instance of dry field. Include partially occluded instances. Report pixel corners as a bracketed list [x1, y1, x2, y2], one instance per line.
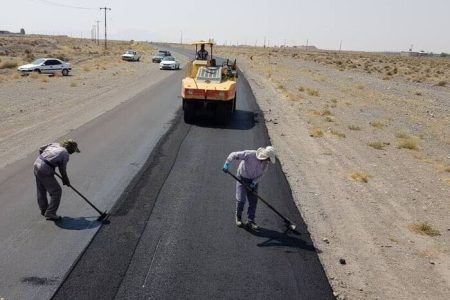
[215, 46, 450, 299]
[0, 35, 154, 80]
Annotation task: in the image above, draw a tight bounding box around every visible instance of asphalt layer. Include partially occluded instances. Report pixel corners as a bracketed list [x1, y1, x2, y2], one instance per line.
[0, 64, 182, 299]
[53, 69, 334, 299]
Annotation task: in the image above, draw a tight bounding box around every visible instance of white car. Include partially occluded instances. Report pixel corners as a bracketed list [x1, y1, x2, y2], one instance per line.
[122, 50, 141, 61]
[17, 58, 71, 76]
[159, 56, 180, 70]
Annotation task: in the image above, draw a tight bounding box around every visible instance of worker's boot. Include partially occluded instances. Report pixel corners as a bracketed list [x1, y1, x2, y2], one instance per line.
[45, 213, 62, 221]
[247, 220, 259, 230]
[235, 215, 243, 227]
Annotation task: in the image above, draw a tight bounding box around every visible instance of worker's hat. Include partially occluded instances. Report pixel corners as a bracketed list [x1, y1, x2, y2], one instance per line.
[256, 146, 276, 164]
[61, 139, 80, 153]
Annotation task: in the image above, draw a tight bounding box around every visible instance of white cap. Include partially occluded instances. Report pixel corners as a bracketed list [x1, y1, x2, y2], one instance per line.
[256, 146, 276, 164]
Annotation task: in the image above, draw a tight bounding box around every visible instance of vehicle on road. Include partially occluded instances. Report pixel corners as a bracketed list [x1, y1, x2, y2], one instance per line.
[122, 50, 141, 61]
[159, 56, 180, 70]
[17, 58, 71, 76]
[181, 40, 238, 124]
[152, 50, 171, 63]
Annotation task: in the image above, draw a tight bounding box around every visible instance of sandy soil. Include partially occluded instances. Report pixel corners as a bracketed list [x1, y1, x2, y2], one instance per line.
[215, 47, 450, 300]
[0, 37, 187, 168]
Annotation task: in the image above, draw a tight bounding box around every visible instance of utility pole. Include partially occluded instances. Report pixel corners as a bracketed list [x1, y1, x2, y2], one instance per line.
[339, 40, 342, 52]
[96, 20, 101, 45]
[100, 7, 111, 50]
[263, 36, 266, 49]
[180, 30, 183, 44]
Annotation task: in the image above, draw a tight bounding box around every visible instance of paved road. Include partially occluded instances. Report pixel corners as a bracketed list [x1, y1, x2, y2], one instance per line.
[53, 69, 334, 299]
[0, 69, 183, 300]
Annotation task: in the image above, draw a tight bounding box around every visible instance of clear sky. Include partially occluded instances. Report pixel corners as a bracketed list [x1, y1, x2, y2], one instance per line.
[1, 0, 449, 53]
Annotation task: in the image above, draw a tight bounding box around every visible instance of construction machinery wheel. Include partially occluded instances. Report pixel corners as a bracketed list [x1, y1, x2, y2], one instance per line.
[184, 101, 195, 123]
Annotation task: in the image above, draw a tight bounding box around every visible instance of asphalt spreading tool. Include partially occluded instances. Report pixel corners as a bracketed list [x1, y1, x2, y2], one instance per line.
[55, 173, 109, 222]
[224, 170, 299, 234]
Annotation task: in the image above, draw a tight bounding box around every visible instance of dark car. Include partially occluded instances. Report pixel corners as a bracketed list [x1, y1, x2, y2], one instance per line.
[152, 50, 171, 63]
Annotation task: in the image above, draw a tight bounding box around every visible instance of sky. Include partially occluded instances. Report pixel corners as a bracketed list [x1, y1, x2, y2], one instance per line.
[1, 0, 449, 53]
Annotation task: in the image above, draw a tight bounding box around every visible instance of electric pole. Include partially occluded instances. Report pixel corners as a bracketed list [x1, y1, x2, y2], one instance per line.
[96, 20, 101, 45]
[180, 30, 183, 44]
[100, 7, 111, 49]
[339, 40, 342, 52]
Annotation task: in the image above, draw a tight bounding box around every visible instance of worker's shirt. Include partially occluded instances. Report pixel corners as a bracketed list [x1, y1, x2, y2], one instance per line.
[34, 143, 70, 176]
[196, 49, 208, 60]
[226, 150, 269, 184]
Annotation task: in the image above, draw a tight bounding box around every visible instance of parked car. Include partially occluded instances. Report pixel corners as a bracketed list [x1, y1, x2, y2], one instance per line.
[17, 58, 71, 76]
[122, 50, 141, 61]
[159, 56, 180, 70]
[152, 50, 171, 63]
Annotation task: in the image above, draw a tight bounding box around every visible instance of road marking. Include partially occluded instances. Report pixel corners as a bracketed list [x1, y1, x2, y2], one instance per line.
[142, 235, 163, 288]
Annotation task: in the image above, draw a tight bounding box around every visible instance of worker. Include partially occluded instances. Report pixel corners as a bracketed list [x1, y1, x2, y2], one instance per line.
[223, 146, 277, 229]
[196, 44, 208, 60]
[33, 139, 80, 221]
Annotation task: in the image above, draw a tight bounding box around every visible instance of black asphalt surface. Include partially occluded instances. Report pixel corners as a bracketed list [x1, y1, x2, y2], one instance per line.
[53, 53, 334, 300]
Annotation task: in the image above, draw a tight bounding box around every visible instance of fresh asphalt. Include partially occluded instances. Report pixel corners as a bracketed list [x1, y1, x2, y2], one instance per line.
[52, 60, 334, 299]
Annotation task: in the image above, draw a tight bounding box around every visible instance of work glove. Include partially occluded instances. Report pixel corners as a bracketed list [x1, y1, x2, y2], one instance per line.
[222, 162, 229, 173]
[249, 182, 257, 190]
[62, 177, 71, 187]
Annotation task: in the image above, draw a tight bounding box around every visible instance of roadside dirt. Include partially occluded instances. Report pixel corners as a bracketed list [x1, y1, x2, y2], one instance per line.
[0, 37, 187, 168]
[215, 46, 450, 300]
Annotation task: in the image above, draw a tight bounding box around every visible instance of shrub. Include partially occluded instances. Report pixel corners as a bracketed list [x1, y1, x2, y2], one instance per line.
[436, 80, 447, 86]
[330, 129, 346, 138]
[397, 138, 418, 150]
[310, 128, 324, 138]
[395, 131, 410, 139]
[348, 125, 361, 130]
[370, 121, 385, 129]
[306, 88, 320, 96]
[368, 141, 385, 150]
[351, 172, 369, 183]
[408, 222, 440, 236]
[0, 61, 18, 69]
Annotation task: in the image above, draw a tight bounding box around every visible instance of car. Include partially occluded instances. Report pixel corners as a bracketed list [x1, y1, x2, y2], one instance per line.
[159, 56, 180, 70]
[152, 50, 171, 63]
[122, 50, 141, 61]
[17, 58, 71, 76]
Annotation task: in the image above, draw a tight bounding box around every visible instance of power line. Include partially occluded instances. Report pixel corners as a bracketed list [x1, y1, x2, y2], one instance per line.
[28, 0, 96, 10]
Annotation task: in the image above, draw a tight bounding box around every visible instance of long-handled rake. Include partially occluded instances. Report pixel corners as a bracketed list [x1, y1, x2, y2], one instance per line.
[224, 170, 298, 234]
[55, 173, 109, 222]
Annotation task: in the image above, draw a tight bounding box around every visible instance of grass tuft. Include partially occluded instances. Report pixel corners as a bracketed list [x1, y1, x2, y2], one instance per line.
[330, 129, 346, 138]
[351, 172, 370, 183]
[370, 121, 385, 129]
[408, 223, 440, 236]
[0, 61, 18, 69]
[397, 137, 418, 150]
[306, 88, 320, 97]
[310, 128, 324, 138]
[348, 125, 361, 131]
[368, 141, 386, 150]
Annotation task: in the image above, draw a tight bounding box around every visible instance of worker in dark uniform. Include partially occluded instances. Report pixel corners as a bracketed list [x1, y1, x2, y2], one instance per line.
[33, 139, 80, 221]
[196, 44, 209, 60]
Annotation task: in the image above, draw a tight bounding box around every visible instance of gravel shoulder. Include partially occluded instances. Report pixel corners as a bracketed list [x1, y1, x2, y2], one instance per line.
[217, 47, 450, 300]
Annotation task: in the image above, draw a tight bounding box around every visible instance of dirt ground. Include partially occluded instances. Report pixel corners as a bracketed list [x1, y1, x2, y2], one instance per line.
[215, 46, 450, 300]
[1, 37, 449, 299]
